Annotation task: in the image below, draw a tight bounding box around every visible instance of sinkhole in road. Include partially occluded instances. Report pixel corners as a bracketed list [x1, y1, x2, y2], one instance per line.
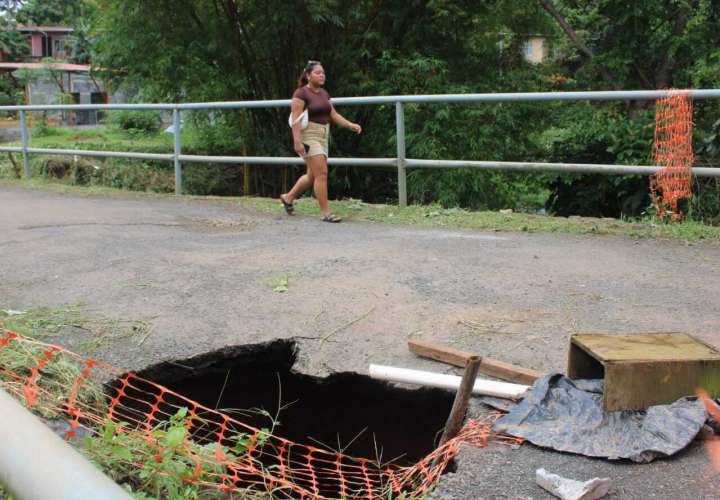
[116, 339, 454, 467]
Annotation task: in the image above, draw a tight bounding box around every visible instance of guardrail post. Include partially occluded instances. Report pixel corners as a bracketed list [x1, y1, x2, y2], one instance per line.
[395, 102, 407, 208]
[173, 108, 182, 194]
[19, 110, 30, 178]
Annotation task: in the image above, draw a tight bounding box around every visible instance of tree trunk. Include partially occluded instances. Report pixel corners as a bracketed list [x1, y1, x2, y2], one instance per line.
[538, 0, 619, 89]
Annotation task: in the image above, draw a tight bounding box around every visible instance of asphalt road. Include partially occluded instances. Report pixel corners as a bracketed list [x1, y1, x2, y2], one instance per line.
[2, 184, 720, 499]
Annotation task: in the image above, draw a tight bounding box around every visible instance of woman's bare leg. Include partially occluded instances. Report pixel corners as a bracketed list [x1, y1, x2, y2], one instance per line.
[282, 164, 314, 203]
[308, 154, 330, 215]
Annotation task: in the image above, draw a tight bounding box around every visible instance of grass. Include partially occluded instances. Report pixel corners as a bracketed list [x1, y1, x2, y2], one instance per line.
[268, 274, 290, 293]
[240, 196, 720, 242]
[0, 484, 13, 500]
[0, 316, 275, 499]
[20, 125, 176, 154]
[0, 304, 152, 353]
[3, 174, 720, 241]
[2, 122, 720, 242]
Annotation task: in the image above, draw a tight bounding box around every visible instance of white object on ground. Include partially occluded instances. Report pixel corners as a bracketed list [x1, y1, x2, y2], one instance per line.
[1, 309, 26, 316]
[368, 364, 529, 399]
[0, 387, 132, 500]
[536, 468, 611, 500]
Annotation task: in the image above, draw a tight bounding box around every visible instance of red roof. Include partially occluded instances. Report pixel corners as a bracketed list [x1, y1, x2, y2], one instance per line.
[15, 25, 73, 33]
[0, 62, 90, 72]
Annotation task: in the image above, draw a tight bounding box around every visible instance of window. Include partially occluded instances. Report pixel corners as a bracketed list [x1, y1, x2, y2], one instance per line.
[522, 41, 534, 58]
[52, 38, 73, 58]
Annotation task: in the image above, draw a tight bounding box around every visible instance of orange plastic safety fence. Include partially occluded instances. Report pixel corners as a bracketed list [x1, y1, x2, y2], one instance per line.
[0, 329, 521, 499]
[651, 91, 694, 221]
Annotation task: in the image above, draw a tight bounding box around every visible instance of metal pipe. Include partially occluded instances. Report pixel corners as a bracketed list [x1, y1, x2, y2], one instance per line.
[3, 89, 720, 112]
[334, 89, 720, 106]
[15, 147, 720, 177]
[19, 110, 30, 178]
[173, 108, 182, 195]
[396, 102, 408, 208]
[5, 91, 718, 188]
[26, 147, 174, 162]
[177, 154, 396, 167]
[0, 387, 132, 500]
[405, 159, 720, 177]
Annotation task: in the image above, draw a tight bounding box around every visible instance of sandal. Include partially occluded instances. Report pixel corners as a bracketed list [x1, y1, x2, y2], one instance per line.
[280, 195, 295, 215]
[321, 213, 342, 223]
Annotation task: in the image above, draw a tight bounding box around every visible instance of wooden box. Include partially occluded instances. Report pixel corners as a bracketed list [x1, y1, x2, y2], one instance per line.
[567, 333, 720, 411]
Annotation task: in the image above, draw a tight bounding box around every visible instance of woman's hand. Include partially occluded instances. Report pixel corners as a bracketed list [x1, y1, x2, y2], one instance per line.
[348, 122, 362, 134]
[294, 141, 306, 157]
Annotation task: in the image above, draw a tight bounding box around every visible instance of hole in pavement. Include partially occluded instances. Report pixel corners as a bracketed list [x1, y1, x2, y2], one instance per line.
[111, 339, 454, 468]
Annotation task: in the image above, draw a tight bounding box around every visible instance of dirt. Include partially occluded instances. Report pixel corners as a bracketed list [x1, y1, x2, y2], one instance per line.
[2, 184, 720, 499]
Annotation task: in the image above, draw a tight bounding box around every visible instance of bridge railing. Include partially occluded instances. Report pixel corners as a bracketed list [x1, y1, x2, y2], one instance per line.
[2, 89, 720, 207]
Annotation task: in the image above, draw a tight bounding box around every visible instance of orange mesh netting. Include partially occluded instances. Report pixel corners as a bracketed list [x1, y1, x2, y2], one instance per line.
[651, 91, 694, 221]
[0, 328, 520, 499]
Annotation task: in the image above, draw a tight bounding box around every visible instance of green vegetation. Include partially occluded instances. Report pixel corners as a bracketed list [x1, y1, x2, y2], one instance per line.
[0, 124, 245, 195]
[26, 126, 174, 153]
[81, 0, 720, 219]
[106, 110, 164, 134]
[2, 170, 720, 241]
[0, 310, 278, 499]
[3, 1, 720, 220]
[0, 484, 13, 500]
[242, 196, 720, 241]
[269, 275, 290, 293]
[0, 304, 152, 353]
[84, 409, 277, 499]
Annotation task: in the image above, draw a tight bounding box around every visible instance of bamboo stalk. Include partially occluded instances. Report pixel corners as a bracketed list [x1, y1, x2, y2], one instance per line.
[437, 356, 482, 448]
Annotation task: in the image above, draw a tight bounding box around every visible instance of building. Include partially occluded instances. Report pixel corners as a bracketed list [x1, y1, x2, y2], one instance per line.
[521, 36, 549, 65]
[17, 25, 75, 61]
[0, 25, 118, 124]
[497, 33, 551, 65]
[0, 62, 110, 125]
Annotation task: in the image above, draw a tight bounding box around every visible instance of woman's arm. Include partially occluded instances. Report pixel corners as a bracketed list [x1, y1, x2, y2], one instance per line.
[330, 106, 362, 134]
[291, 97, 306, 156]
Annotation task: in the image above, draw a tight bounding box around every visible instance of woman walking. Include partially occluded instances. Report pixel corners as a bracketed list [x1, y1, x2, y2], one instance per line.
[280, 61, 362, 222]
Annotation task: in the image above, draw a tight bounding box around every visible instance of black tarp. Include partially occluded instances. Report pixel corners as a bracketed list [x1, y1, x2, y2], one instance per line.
[492, 373, 708, 463]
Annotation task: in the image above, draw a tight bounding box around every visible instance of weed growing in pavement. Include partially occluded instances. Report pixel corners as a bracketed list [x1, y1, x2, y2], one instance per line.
[0, 304, 152, 352]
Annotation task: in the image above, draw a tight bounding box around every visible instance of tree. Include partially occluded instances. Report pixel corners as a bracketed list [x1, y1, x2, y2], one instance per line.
[16, 0, 87, 25]
[91, 0, 554, 202]
[538, 0, 720, 90]
[0, 23, 30, 61]
[532, 0, 720, 218]
[0, 1, 24, 20]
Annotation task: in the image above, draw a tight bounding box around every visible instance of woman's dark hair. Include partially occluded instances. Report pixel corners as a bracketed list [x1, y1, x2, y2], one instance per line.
[297, 60, 321, 88]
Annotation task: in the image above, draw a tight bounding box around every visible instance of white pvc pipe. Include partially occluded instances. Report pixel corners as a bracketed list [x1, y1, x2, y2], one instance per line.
[0, 388, 132, 500]
[369, 364, 529, 400]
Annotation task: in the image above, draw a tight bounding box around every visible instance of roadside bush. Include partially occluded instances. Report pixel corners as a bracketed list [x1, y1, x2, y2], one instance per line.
[107, 110, 163, 134]
[538, 105, 655, 217]
[39, 157, 96, 185]
[90, 159, 174, 192]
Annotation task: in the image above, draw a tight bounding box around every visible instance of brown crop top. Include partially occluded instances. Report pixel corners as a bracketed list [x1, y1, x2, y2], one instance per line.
[292, 86, 333, 125]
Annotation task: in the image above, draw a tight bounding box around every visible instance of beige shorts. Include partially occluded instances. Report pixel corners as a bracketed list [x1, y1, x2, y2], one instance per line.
[301, 121, 330, 158]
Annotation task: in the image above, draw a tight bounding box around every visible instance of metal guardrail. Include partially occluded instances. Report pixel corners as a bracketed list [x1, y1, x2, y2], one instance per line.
[2, 89, 720, 207]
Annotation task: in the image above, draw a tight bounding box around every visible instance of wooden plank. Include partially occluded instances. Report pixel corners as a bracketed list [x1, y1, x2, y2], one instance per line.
[572, 332, 720, 362]
[604, 359, 720, 411]
[566, 341, 604, 380]
[408, 339, 543, 385]
[408, 340, 470, 367]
